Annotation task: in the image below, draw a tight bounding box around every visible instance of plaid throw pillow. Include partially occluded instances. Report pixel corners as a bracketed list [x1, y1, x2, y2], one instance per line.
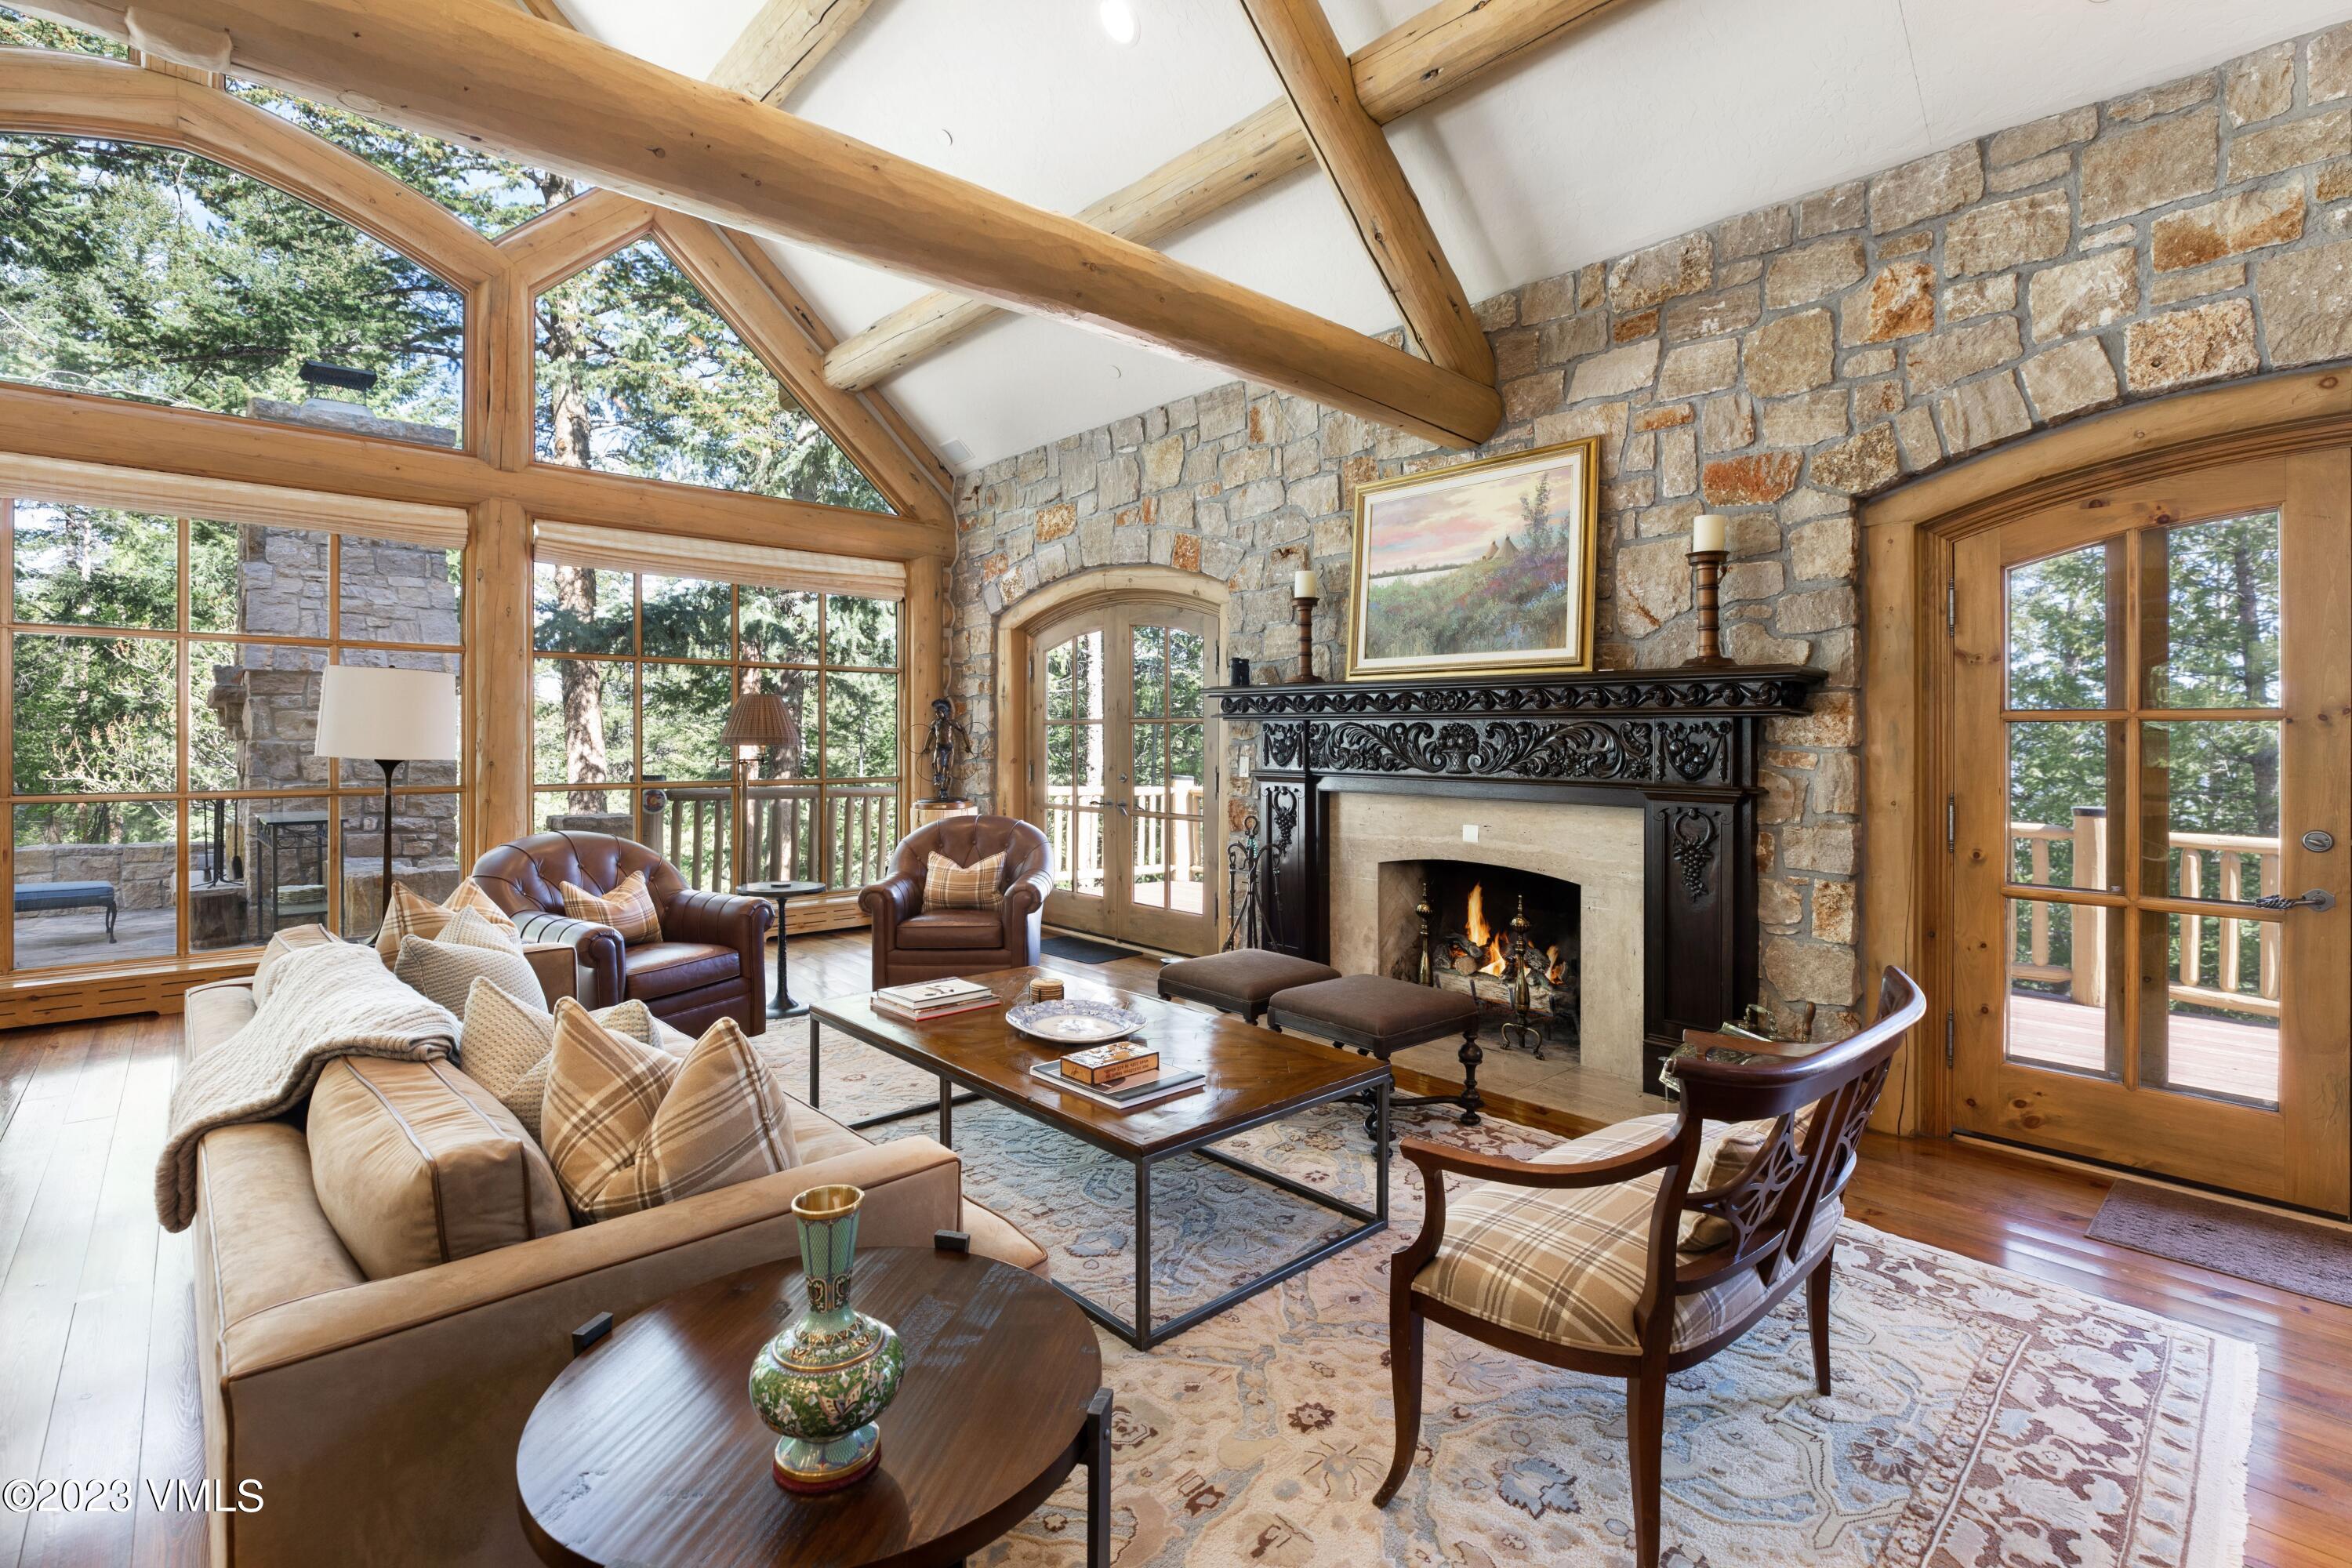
[559, 869, 662, 946]
[924, 850, 1006, 909]
[540, 999, 798, 1221]
[373, 878, 518, 967]
[458, 978, 659, 1144]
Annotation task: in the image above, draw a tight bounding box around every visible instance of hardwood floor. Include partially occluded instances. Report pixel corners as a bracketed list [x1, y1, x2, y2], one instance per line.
[0, 929, 2344, 1566]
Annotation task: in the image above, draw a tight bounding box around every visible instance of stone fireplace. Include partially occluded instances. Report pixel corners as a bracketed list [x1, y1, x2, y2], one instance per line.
[1211, 665, 1824, 1091]
[1327, 793, 1646, 1080]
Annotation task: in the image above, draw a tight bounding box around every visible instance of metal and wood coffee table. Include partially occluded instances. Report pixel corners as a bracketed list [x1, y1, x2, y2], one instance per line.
[809, 967, 1390, 1350]
[517, 1245, 1109, 1568]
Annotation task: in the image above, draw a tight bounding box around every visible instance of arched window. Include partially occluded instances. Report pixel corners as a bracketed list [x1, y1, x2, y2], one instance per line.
[534, 238, 891, 513]
[231, 82, 586, 238]
[0, 133, 464, 444]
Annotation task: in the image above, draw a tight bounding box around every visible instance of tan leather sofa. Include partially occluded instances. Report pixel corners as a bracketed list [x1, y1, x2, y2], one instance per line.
[181, 977, 1047, 1567]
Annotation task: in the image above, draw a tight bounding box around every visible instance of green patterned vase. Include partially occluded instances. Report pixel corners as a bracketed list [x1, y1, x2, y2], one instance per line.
[749, 1184, 904, 1494]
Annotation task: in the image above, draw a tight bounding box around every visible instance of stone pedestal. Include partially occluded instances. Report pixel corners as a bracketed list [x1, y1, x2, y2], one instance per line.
[912, 800, 977, 831]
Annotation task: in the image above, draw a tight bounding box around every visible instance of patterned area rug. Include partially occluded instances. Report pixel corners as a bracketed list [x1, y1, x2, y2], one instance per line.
[767, 1020, 2256, 1568]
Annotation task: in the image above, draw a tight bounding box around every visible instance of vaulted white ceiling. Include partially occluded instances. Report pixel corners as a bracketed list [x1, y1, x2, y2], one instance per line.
[561, 0, 2352, 471]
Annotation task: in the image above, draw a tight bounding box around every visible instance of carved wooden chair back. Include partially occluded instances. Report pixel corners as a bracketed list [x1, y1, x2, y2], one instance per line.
[1642, 967, 1925, 1352]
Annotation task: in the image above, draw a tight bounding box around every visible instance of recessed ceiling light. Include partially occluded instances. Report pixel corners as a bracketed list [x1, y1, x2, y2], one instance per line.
[1098, 0, 1139, 45]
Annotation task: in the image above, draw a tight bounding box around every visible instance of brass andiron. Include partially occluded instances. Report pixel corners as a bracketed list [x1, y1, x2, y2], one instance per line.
[1414, 880, 1435, 986]
[1497, 896, 1547, 1060]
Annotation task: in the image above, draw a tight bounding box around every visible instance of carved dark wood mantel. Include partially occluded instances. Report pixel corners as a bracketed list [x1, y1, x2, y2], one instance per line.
[1210, 666, 1827, 1093]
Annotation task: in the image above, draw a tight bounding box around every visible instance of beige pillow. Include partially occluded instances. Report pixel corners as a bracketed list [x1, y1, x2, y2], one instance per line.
[306, 1055, 570, 1279]
[923, 849, 1006, 909]
[396, 930, 542, 1017]
[374, 878, 517, 967]
[459, 978, 658, 1143]
[559, 869, 663, 946]
[541, 998, 798, 1221]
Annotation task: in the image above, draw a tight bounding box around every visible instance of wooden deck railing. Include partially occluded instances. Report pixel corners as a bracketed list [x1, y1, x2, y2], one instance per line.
[646, 784, 898, 894]
[2008, 810, 2280, 1018]
[1040, 781, 1203, 890]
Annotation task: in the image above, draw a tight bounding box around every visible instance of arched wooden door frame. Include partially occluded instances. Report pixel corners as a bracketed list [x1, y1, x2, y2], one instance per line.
[1860, 365, 2352, 1138]
[994, 566, 1232, 951]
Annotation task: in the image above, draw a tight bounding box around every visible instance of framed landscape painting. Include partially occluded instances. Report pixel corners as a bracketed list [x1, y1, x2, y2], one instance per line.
[1343, 437, 1601, 681]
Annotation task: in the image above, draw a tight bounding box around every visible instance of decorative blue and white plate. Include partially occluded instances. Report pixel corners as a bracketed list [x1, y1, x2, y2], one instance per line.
[1004, 999, 1144, 1045]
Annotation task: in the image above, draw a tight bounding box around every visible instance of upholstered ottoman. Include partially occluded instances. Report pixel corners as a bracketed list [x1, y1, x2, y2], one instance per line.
[1266, 974, 1486, 1134]
[1158, 949, 1341, 1022]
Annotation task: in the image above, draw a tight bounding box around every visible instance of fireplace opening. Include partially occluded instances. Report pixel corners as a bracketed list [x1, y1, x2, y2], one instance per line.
[1381, 861, 1581, 1058]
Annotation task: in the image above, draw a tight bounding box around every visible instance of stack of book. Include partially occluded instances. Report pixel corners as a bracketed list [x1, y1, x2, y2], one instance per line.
[1031, 1041, 1203, 1110]
[871, 978, 996, 1022]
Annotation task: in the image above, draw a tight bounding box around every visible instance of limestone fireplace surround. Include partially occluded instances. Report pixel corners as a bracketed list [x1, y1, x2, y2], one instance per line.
[1327, 793, 1646, 1083]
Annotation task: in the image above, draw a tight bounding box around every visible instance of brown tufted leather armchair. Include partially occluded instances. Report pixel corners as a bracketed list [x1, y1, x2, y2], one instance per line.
[860, 815, 1054, 988]
[468, 832, 770, 1036]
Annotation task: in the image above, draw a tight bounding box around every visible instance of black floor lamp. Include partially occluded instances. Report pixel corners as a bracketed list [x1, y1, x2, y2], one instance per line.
[314, 663, 463, 920]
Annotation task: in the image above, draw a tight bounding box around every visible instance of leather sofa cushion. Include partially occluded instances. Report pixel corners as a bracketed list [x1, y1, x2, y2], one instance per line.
[198, 1121, 366, 1327]
[896, 909, 1005, 950]
[307, 1056, 571, 1279]
[623, 941, 741, 1000]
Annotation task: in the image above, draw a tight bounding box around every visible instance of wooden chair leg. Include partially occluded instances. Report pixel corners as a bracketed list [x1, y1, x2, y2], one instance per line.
[1373, 1301, 1424, 1507]
[1627, 1371, 1665, 1568]
[1807, 1249, 1835, 1396]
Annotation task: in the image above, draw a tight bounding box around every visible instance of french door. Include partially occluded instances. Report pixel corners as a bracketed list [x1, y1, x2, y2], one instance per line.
[1949, 450, 2351, 1214]
[1029, 600, 1218, 954]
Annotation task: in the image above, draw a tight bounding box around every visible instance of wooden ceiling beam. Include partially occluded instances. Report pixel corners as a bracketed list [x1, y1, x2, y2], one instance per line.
[1236, 0, 1492, 383]
[825, 0, 1629, 392]
[706, 0, 874, 105]
[54, 0, 1500, 448]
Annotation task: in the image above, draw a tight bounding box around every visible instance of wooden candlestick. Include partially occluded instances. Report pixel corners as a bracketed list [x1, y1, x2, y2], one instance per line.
[1290, 594, 1317, 682]
[1687, 548, 1732, 666]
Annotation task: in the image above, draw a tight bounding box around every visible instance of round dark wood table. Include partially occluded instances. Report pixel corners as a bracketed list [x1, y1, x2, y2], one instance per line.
[517, 1246, 1109, 1568]
[738, 878, 826, 1018]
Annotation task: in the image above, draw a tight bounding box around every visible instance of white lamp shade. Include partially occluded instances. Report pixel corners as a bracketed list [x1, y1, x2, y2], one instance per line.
[313, 664, 460, 762]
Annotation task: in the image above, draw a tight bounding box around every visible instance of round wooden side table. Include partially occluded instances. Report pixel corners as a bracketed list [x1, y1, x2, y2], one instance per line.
[517, 1246, 1109, 1568]
[738, 878, 826, 1018]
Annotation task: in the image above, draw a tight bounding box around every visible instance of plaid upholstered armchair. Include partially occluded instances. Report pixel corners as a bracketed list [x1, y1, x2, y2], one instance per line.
[1374, 968, 1925, 1568]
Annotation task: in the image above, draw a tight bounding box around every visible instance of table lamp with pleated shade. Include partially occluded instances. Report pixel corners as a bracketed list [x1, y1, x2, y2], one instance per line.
[313, 663, 461, 920]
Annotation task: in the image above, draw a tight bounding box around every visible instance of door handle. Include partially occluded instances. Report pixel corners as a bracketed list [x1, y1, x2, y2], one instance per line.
[2254, 887, 2337, 913]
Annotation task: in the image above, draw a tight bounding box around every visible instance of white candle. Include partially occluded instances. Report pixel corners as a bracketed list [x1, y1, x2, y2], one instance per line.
[1293, 568, 1319, 600]
[1692, 513, 1728, 554]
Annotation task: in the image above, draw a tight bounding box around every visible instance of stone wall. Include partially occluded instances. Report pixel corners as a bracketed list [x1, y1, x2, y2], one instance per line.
[220, 524, 462, 866]
[948, 22, 2352, 1039]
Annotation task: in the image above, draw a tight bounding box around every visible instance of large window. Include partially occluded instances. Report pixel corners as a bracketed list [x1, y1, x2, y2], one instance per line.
[231, 82, 586, 238]
[0, 133, 464, 442]
[532, 561, 900, 893]
[533, 238, 890, 511]
[4, 494, 464, 971]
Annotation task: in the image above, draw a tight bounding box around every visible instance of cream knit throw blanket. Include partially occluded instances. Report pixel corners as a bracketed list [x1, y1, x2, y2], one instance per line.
[154, 941, 459, 1232]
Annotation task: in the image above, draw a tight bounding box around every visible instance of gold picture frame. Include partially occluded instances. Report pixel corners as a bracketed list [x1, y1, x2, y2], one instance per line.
[1342, 436, 1602, 681]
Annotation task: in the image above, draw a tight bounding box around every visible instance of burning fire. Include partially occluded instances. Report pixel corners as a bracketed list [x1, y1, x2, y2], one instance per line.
[1462, 884, 1509, 975]
[1460, 882, 1570, 985]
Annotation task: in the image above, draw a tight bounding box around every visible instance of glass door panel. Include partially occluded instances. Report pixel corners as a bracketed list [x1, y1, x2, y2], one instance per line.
[1041, 626, 1108, 913]
[1951, 462, 2350, 1214]
[1029, 601, 1218, 953]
